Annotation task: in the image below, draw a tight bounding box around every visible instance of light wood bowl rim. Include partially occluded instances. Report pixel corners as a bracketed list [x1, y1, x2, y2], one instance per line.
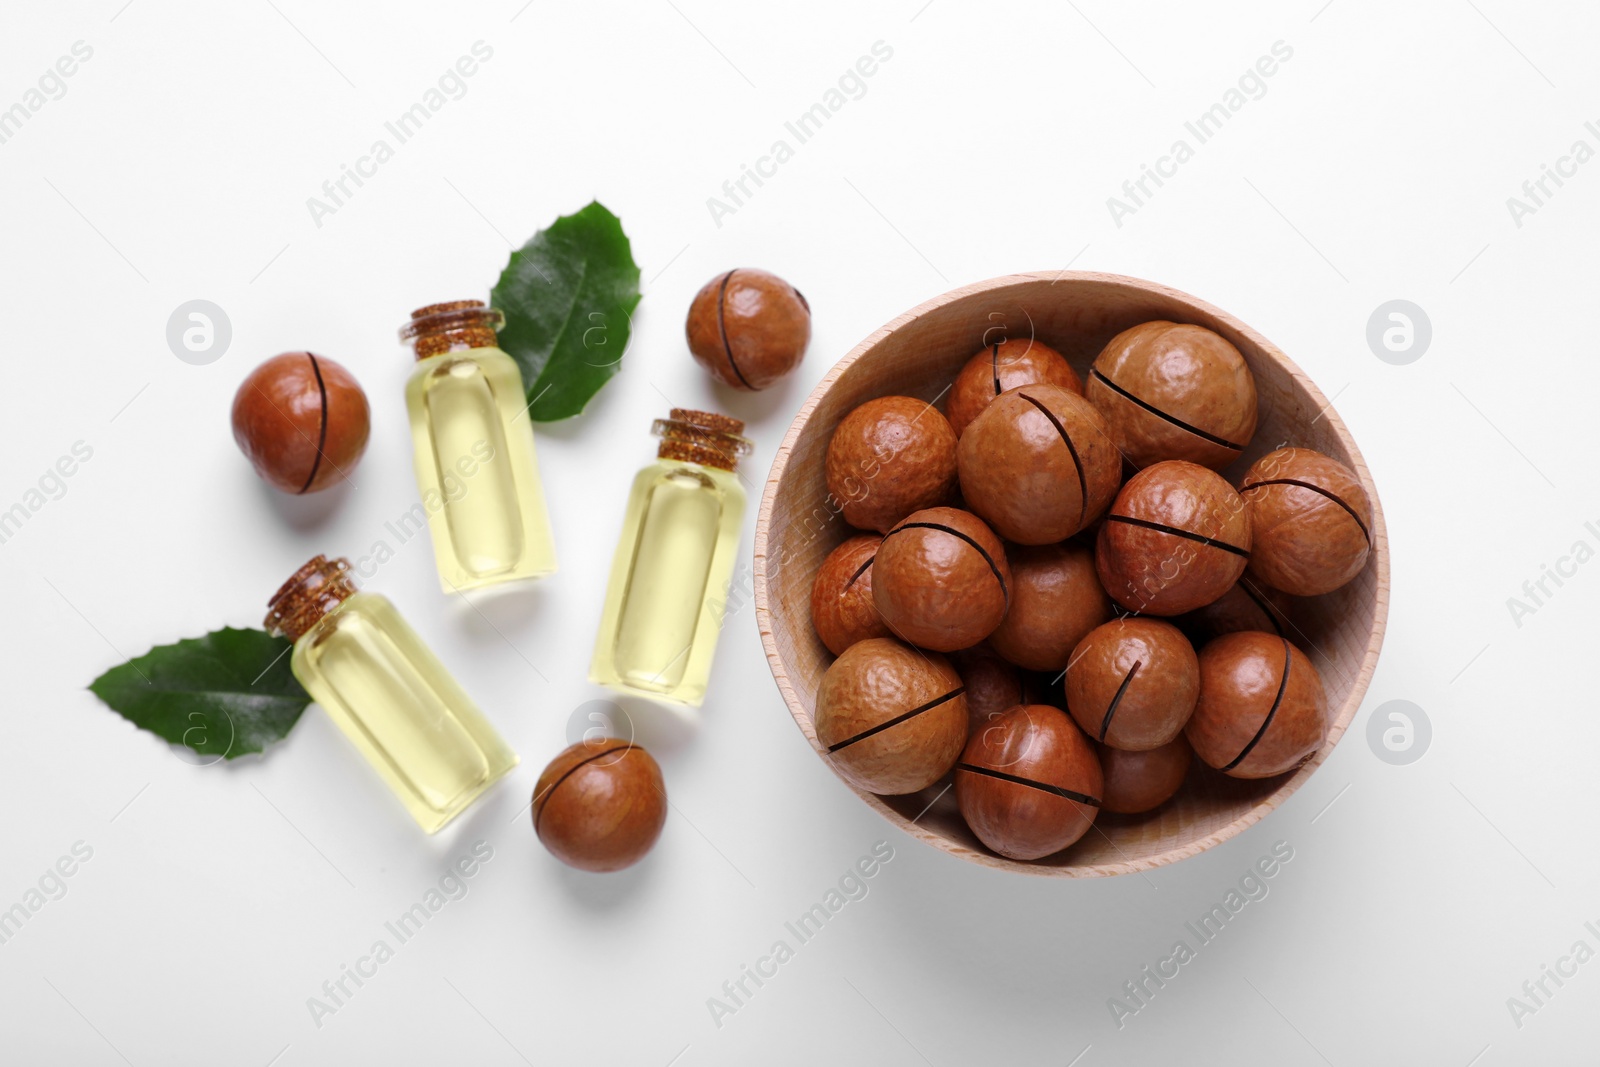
[752, 271, 1389, 878]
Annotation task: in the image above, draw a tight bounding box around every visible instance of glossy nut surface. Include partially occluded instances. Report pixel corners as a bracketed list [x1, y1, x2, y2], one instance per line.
[988, 542, 1110, 672]
[810, 534, 890, 656]
[945, 337, 1083, 437]
[1065, 618, 1199, 751]
[686, 268, 811, 390]
[533, 739, 668, 872]
[873, 507, 1010, 652]
[1241, 447, 1373, 596]
[950, 644, 1026, 739]
[1087, 321, 1258, 470]
[1096, 460, 1250, 616]
[1186, 631, 1327, 779]
[1099, 735, 1192, 814]
[825, 396, 958, 533]
[1176, 581, 1290, 646]
[231, 352, 370, 493]
[814, 638, 968, 795]
[956, 705, 1103, 860]
[957, 384, 1122, 544]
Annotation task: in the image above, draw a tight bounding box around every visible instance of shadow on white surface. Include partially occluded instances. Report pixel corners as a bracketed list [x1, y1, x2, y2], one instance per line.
[708, 369, 810, 429]
[256, 476, 356, 532]
[444, 579, 554, 654]
[545, 848, 661, 911]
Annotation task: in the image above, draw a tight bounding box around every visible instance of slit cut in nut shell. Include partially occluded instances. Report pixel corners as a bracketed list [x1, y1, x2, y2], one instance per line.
[945, 337, 1083, 437]
[872, 507, 1011, 652]
[1240, 447, 1373, 596]
[1086, 320, 1258, 470]
[814, 638, 969, 795]
[956, 384, 1122, 544]
[1186, 631, 1327, 779]
[1095, 460, 1251, 616]
[956, 705, 1103, 860]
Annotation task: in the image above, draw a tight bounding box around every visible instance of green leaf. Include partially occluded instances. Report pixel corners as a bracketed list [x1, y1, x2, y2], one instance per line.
[88, 628, 311, 760]
[491, 200, 642, 421]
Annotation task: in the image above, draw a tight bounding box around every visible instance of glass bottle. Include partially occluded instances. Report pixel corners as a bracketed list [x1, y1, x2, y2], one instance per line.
[400, 300, 556, 592]
[265, 555, 519, 833]
[589, 410, 752, 707]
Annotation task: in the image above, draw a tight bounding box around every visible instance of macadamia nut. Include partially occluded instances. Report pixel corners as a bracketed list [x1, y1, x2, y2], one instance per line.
[815, 638, 968, 795]
[957, 384, 1122, 544]
[826, 397, 958, 533]
[1087, 321, 1257, 470]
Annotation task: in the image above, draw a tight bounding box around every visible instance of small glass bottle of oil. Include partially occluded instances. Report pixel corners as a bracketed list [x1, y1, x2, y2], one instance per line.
[589, 410, 752, 707]
[400, 300, 556, 592]
[265, 555, 519, 833]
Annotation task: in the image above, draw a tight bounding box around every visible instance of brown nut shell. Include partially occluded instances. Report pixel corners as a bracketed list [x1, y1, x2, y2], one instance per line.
[231, 352, 370, 493]
[956, 705, 1103, 861]
[1241, 447, 1373, 596]
[825, 396, 958, 533]
[1176, 580, 1292, 645]
[533, 739, 668, 873]
[945, 337, 1083, 437]
[1086, 321, 1258, 470]
[686, 268, 811, 390]
[1186, 631, 1328, 779]
[873, 507, 1011, 652]
[1099, 735, 1192, 814]
[950, 644, 1026, 739]
[1065, 618, 1199, 750]
[814, 638, 968, 795]
[809, 534, 890, 656]
[987, 542, 1111, 672]
[957, 384, 1122, 544]
[1096, 460, 1251, 616]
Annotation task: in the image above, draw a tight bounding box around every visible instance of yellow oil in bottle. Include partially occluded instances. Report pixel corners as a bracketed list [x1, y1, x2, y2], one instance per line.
[401, 302, 556, 593]
[590, 412, 750, 707]
[267, 558, 518, 834]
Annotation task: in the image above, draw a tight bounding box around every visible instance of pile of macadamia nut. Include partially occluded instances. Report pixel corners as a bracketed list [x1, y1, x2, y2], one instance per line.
[809, 322, 1372, 863]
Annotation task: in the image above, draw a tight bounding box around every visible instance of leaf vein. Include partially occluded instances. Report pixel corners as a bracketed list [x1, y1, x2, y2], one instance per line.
[531, 250, 592, 409]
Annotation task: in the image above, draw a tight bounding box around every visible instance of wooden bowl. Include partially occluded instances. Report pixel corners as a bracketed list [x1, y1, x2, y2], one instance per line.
[753, 272, 1388, 877]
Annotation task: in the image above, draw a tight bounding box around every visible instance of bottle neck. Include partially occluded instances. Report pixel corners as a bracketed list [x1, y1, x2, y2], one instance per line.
[653, 409, 751, 473]
[265, 555, 358, 641]
[400, 300, 504, 360]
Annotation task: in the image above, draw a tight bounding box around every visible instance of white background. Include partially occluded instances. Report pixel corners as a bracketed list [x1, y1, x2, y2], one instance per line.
[1, 1, 1596, 1063]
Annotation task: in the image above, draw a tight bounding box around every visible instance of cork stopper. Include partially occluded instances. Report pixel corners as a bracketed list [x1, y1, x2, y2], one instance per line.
[652, 409, 752, 472]
[264, 555, 358, 641]
[399, 300, 504, 359]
